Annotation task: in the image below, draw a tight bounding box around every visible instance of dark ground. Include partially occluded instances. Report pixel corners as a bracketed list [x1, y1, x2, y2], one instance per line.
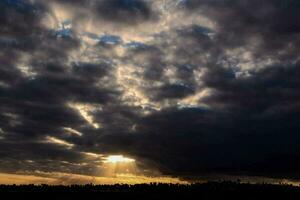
[0, 182, 299, 199]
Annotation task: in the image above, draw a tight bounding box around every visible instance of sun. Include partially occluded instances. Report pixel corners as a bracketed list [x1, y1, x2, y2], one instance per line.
[102, 155, 137, 176]
[104, 155, 135, 164]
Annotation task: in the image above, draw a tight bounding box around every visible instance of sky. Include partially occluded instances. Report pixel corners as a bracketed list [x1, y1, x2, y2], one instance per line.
[0, 0, 300, 185]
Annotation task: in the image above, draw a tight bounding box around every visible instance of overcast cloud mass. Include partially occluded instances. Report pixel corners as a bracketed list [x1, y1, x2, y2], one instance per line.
[0, 0, 300, 184]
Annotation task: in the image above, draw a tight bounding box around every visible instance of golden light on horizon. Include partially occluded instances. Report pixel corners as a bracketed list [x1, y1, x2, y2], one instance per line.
[0, 172, 188, 185]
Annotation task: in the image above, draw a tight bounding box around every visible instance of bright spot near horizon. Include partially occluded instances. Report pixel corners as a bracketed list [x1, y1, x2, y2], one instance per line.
[104, 155, 135, 164]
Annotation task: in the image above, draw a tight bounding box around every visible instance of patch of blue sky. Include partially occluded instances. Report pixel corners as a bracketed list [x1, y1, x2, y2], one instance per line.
[60, 20, 72, 29]
[172, 82, 192, 88]
[55, 20, 73, 38]
[55, 28, 73, 38]
[189, 26, 215, 41]
[193, 25, 214, 35]
[99, 35, 123, 45]
[177, 64, 195, 71]
[124, 41, 148, 49]
[83, 33, 123, 45]
[177, 104, 209, 110]
[84, 32, 101, 41]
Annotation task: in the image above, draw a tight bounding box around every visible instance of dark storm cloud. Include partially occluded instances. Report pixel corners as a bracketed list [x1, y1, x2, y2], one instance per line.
[150, 83, 196, 100]
[51, 0, 157, 25]
[127, 62, 300, 179]
[95, 0, 157, 24]
[93, 0, 300, 179]
[0, 140, 95, 175]
[0, 0, 45, 84]
[0, 0, 45, 37]
[1, 0, 300, 182]
[0, 0, 119, 175]
[98, 88, 300, 179]
[182, 0, 300, 60]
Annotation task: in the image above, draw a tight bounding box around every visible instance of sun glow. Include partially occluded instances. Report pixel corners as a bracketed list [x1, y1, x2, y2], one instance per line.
[102, 155, 137, 177]
[104, 155, 135, 164]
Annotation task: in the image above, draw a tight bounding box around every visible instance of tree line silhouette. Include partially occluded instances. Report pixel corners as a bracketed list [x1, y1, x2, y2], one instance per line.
[0, 181, 299, 199]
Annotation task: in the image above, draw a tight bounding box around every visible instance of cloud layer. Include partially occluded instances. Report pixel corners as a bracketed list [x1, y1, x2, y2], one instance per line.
[1, 0, 300, 182]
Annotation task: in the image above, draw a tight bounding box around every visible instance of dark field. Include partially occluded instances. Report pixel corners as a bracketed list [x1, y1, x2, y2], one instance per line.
[1, 182, 299, 199]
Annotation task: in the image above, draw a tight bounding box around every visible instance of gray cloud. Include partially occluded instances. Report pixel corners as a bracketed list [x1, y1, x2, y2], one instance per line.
[1, 0, 300, 182]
